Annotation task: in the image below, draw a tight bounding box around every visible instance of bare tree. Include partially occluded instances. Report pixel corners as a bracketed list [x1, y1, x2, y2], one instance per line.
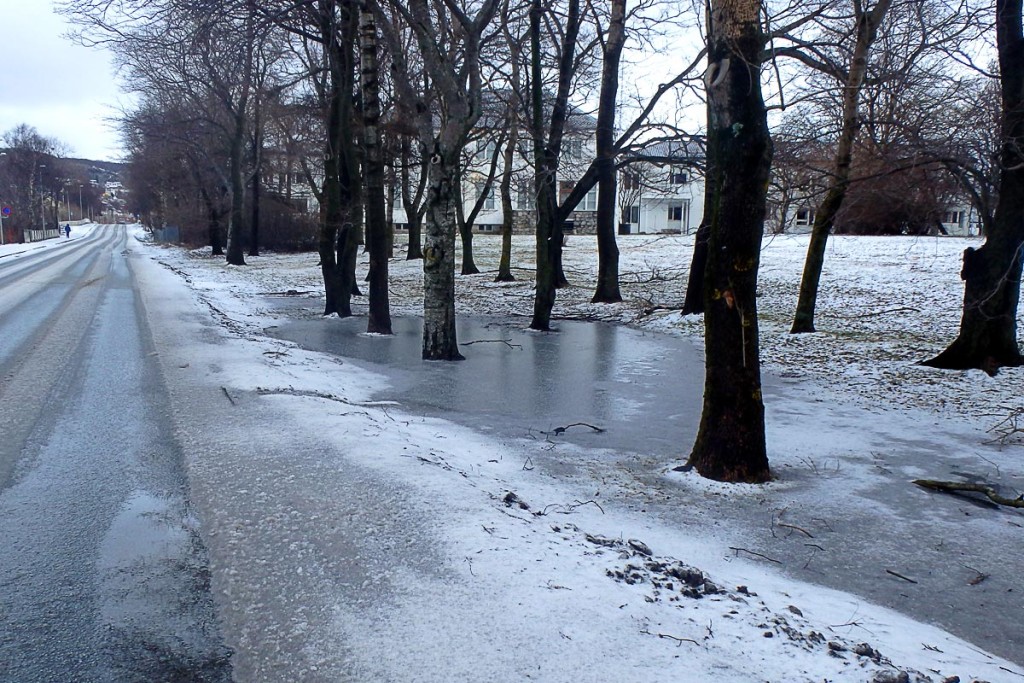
[924, 0, 1024, 374]
[375, 0, 499, 359]
[359, 2, 392, 334]
[591, 0, 628, 303]
[684, 0, 772, 483]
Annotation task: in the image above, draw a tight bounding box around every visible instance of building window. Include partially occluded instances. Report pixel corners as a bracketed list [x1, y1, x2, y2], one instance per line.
[796, 208, 815, 226]
[475, 182, 496, 210]
[517, 184, 536, 210]
[581, 187, 598, 211]
[943, 210, 963, 225]
[622, 171, 640, 190]
[477, 138, 497, 159]
[668, 203, 683, 221]
[565, 138, 583, 160]
[393, 191, 403, 209]
[669, 167, 688, 185]
[622, 204, 640, 223]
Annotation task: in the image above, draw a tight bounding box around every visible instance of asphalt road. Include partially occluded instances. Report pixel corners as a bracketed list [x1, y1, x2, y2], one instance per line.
[0, 226, 231, 681]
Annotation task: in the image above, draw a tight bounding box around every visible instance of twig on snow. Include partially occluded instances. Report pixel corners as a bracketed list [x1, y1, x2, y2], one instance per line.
[640, 627, 699, 647]
[729, 547, 782, 564]
[885, 569, 918, 584]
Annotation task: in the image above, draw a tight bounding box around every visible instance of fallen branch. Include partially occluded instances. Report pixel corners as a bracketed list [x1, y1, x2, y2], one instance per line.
[640, 628, 699, 647]
[548, 422, 606, 436]
[221, 387, 236, 405]
[885, 569, 918, 584]
[778, 522, 814, 538]
[729, 547, 782, 564]
[913, 479, 1024, 508]
[460, 338, 523, 350]
[824, 306, 921, 320]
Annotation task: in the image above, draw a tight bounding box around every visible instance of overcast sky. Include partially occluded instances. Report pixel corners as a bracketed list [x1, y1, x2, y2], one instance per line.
[0, 1, 125, 161]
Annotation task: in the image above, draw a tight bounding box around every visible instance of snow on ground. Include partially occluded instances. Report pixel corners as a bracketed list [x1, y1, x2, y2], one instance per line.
[0, 223, 98, 261]
[132, 227, 1023, 682]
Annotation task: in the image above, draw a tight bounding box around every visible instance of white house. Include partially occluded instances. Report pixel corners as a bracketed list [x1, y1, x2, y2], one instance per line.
[391, 113, 707, 237]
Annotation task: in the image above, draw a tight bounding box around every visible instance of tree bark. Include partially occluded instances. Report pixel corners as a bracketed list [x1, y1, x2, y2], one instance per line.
[225, 8, 256, 267]
[530, 0, 556, 330]
[456, 181, 481, 275]
[529, 0, 580, 329]
[360, 4, 392, 334]
[318, 0, 359, 317]
[681, 220, 710, 314]
[591, 0, 626, 304]
[496, 113, 518, 282]
[422, 149, 463, 360]
[685, 0, 772, 483]
[923, 0, 1024, 374]
[790, 0, 893, 333]
[401, 137, 425, 260]
[225, 112, 248, 265]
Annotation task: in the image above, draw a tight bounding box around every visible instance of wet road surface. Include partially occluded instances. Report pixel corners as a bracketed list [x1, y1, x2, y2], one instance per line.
[0, 227, 231, 681]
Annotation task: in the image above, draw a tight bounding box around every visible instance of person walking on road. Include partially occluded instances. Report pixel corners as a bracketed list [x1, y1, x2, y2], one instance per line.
[64, 224, 70, 239]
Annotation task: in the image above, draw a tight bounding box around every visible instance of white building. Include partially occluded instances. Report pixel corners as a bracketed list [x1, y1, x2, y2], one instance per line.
[391, 115, 707, 237]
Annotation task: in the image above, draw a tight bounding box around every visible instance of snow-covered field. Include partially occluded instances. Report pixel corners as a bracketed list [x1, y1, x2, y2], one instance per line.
[120, 228, 1024, 681]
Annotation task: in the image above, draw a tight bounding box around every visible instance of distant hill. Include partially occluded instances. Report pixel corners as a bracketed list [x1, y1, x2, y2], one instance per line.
[65, 157, 125, 185]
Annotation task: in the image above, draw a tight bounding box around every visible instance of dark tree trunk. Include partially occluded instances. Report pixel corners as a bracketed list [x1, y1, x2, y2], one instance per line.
[529, 0, 579, 329]
[249, 100, 263, 258]
[684, 0, 772, 483]
[591, 0, 627, 304]
[681, 220, 710, 314]
[457, 178, 481, 275]
[249, 170, 261, 257]
[924, 0, 1024, 374]
[402, 137, 424, 260]
[791, 0, 893, 334]
[225, 11, 255, 267]
[318, 0, 358, 317]
[225, 115, 248, 266]
[200, 186, 224, 256]
[360, 5, 392, 334]
[496, 114, 517, 282]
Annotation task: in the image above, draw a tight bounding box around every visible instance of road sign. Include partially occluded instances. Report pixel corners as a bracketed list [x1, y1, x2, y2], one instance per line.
[1, 206, 10, 216]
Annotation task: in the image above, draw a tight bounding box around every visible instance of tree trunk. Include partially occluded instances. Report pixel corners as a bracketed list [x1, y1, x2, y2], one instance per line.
[791, 0, 893, 333]
[249, 170, 261, 257]
[225, 115, 248, 266]
[199, 186, 224, 256]
[457, 177, 481, 274]
[319, 0, 358, 317]
[923, 0, 1024, 374]
[530, 0, 555, 330]
[681, 220, 710, 314]
[422, 149, 463, 360]
[685, 0, 772, 483]
[402, 138, 424, 260]
[529, 0, 579, 329]
[249, 99, 263, 258]
[496, 113, 518, 282]
[360, 5, 392, 335]
[591, 0, 627, 304]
